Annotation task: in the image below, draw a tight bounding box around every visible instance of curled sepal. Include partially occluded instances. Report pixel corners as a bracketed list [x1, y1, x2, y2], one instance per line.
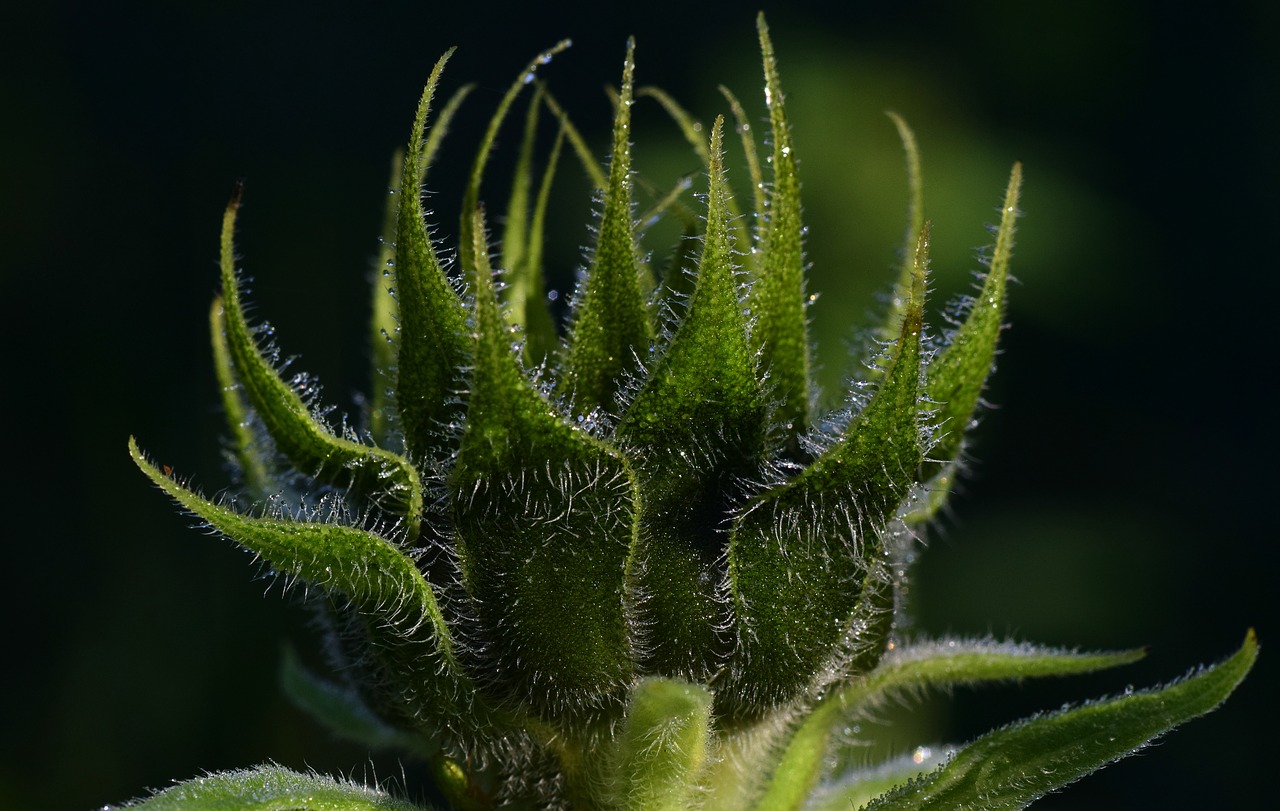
[752, 12, 811, 447]
[604, 678, 714, 811]
[103, 764, 431, 810]
[726, 229, 928, 711]
[210, 298, 272, 498]
[618, 117, 767, 680]
[131, 438, 456, 663]
[562, 39, 652, 415]
[757, 639, 1146, 811]
[396, 51, 472, 468]
[859, 630, 1258, 810]
[450, 210, 639, 721]
[922, 162, 1022, 482]
[218, 194, 424, 538]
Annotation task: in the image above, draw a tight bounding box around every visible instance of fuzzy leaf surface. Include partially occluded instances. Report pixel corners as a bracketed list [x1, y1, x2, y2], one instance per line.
[756, 639, 1145, 811]
[106, 765, 429, 810]
[608, 678, 714, 811]
[860, 630, 1258, 810]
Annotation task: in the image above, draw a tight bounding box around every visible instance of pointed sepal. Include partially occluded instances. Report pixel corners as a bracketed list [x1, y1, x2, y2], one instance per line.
[562, 39, 652, 415]
[394, 52, 473, 470]
[210, 297, 273, 498]
[726, 227, 929, 711]
[459, 41, 571, 278]
[878, 112, 926, 345]
[450, 210, 639, 721]
[922, 162, 1022, 482]
[129, 438, 475, 731]
[618, 117, 767, 680]
[751, 13, 811, 446]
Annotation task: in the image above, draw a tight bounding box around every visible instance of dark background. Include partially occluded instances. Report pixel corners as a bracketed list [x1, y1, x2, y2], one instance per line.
[3, 1, 1274, 808]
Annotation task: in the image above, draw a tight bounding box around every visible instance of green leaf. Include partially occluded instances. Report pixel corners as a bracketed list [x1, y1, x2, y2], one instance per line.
[217, 191, 424, 538]
[922, 162, 1022, 482]
[394, 51, 472, 469]
[754, 639, 1145, 811]
[450, 209, 640, 721]
[860, 630, 1258, 810]
[607, 678, 714, 811]
[727, 226, 928, 711]
[804, 748, 956, 811]
[210, 298, 273, 498]
[105, 765, 430, 810]
[617, 117, 767, 681]
[561, 39, 652, 415]
[752, 13, 811, 447]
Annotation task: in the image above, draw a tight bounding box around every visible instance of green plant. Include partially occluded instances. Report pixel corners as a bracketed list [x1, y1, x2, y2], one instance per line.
[122, 15, 1254, 811]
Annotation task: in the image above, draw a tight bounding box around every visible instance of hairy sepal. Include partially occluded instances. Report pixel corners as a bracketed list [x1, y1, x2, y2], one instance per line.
[725, 226, 928, 713]
[210, 298, 273, 498]
[917, 163, 1022, 509]
[129, 438, 489, 746]
[751, 12, 811, 447]
[562, 39, 652, 415]
[450, 211, 640, 723]
[617, 118, 766, 681]
[394, 52, 472, 470]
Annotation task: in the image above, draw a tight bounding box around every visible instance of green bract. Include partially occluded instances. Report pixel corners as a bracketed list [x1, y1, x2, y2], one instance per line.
[124, 14, 1254, 811]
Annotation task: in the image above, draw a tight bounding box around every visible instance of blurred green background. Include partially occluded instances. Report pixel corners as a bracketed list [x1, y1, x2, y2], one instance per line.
[3, 1, 1274, 808]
